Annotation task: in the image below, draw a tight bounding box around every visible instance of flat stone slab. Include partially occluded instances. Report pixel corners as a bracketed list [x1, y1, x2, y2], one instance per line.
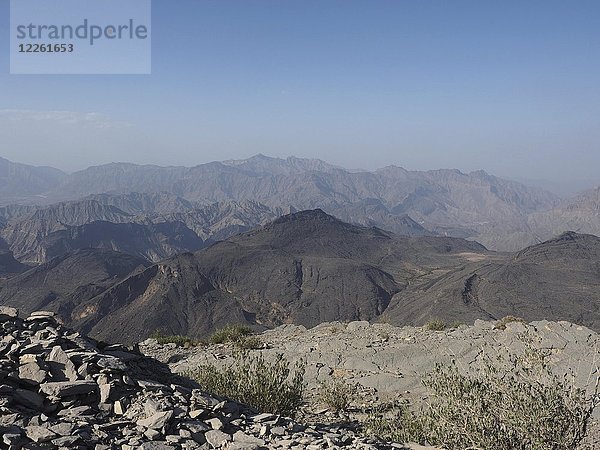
[19, 362, 47, 384]
[25, 425, 57, 443]
[39, 380, 97, 397]
[140, 443, 178, 450]
[205, 429, 231, 447]
[137, 410, 173, 430]
[47, 345, 78, 382]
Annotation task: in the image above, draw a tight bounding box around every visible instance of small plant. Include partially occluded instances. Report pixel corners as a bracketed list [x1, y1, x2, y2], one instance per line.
[209, 324, 263, 350]
[449, 320, 464, 329]
[318, 377, 358, 412]
[150, 330, 198, 347]
[192, 353, 305, 417]
[209, 324, 253, 344]
[363, 400, 424, 443]
[425, 319, 446, 331]
[364, 341, 600, 450]
[235, 335, 263, 350]
[494, 315, 526, 330]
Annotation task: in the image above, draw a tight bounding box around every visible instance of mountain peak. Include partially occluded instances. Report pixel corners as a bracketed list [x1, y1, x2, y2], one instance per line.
[219, 154, 339, 175]
[515, 231, 600, 262]
[271, 209, 338, 225]
[557, 230, 582, 241]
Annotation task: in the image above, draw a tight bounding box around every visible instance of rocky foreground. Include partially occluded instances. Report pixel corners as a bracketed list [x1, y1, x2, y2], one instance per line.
[0, 307, 432, 450]
[2, 306, 598, 450]
[141, 319, 600, 447]
[143, 319, 600, 404]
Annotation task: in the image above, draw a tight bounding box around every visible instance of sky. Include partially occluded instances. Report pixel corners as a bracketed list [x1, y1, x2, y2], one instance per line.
[1, 0, 599, 193]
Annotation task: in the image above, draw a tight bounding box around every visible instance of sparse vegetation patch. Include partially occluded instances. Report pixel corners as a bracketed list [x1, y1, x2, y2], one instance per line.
[191, 352, 305, 417]
[364, 343, 600, 450]
[494, 314, 527, 330]
[209, 324, 262, 349]
[150, 330, 199, 347]
[318, 377, 359, 412]
[425, 319, 447, 331]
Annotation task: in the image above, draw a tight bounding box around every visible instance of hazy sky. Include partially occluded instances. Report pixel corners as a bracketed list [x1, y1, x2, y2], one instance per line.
[1, 0, 599, 191]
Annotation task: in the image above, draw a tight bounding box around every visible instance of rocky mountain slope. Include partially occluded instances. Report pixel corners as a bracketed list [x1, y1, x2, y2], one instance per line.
[0, 250, 28, 279]
[0, 249, 149, 316]
[1, 209, 599, 343]
[3, 154, 590, 251]
[382, 231, 600, 331]
[0, 210, 486, 344]
[0, 156, 66, 203]
[70, 210, 486, 344]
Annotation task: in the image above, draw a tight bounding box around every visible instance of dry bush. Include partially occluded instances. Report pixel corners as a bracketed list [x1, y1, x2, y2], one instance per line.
[150, 330, 199, 347]
[494, 315, 527, 330]
[318, 377, 359, 412]
[365, 342, 600, 450]
[209, 324, 253, 344]
[209, 324, 262, 349]
[425, 319, 447, 331]
[192, 352, 305, 417]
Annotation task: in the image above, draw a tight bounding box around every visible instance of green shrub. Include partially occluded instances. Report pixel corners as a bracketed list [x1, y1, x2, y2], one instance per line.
[494, 315, 527, 330]
[363, 400, 424, 443]
[192, 352, 305, 417]
[236, 335, 263, 350]
[318, 377, 358, 412]
[425, 319, 446, 331]
[209, 324, 263, 350]
[209, 324, 253, 344]
[150, 330, 198, 347]
[365, 344, 600, 450]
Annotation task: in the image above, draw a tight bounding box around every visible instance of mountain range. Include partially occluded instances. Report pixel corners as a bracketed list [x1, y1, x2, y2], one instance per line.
[0, 154, 598, 342]
[1, 209, 598, 343]
[2, 154, 598, 252]
[0, 197, 291, 264]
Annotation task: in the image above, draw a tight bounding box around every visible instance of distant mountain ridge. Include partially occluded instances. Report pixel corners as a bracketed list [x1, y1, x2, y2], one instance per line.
[38, 220, 205, 263]
[0, 154, 597, 251]
[0, 156, 66, 202]
[527, 187, 600, 241]
[0, 197, 295, 263]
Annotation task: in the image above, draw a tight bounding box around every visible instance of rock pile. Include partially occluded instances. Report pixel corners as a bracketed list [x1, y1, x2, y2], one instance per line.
[0, 307, 410, 450]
